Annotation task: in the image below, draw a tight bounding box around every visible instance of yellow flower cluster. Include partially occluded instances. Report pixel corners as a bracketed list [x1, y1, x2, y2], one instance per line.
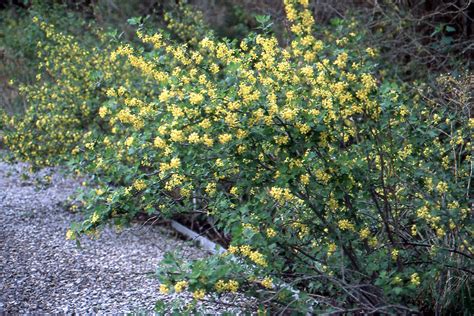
[327, 243, 337, 256]
[193, 289, 206, 300]
[65, 229, 75, 240]
[219, 245, 265, 269]
[337, 219, 355, 231]
[90, 212, 100, 224]
[174, 280, 188, 293]
[133, 179, 147, 191]
[260, 277, 274, 289]
[359, 227, 370, 239]
[391, 249, 399, 260]
[218, 133, 233, 144]
[215, 279, 239, 293]
[189, 92, 204, 105]
[410, 273, 420, 286]
[159, 284, 169, 294]
[291, 222, 310, 239]
[137, 31, 163, 50]
[269, 187, 303, 205]
[266, 228, 277, 238]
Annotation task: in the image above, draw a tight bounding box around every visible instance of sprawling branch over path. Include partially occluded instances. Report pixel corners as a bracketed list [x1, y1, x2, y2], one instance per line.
[0, 161, 244, 313]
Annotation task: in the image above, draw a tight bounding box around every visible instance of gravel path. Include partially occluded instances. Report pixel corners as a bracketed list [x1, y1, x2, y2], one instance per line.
[0, 161, 246, 314]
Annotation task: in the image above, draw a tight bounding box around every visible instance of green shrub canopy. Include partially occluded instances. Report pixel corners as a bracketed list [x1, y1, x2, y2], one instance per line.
[2, 0, 472, 313]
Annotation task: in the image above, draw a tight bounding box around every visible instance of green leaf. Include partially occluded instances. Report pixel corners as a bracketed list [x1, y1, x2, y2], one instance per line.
[255, 15, 271, 24]
[393, 287, 403, 295]
[127, 17, 141, 26]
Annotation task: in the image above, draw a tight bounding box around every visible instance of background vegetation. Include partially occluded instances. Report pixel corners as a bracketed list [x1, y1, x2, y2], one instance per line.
[1, 0, 472, 314]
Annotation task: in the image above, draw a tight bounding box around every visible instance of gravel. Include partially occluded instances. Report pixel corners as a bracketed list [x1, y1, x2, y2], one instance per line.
[0, 161, 250, 314]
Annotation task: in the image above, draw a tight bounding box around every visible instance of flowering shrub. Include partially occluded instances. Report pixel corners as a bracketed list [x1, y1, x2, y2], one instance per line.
[2, 0, 472, 313]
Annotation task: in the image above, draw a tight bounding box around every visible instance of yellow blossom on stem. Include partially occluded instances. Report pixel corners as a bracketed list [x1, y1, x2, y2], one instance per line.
[90, 212, 100, 224]
[193, 289, 206, 300]
[65, 229, 75, 240]
[391, 249, 399, 260]
[261, 277, 273, 289]
[266, 228, 277, 238]
[159, 284, 169, 294]
[410, 273, 420, 286]
[174, 280, 188, 293]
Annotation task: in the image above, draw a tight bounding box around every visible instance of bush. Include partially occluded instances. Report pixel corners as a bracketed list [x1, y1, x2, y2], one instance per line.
[2, 0, 472, 313]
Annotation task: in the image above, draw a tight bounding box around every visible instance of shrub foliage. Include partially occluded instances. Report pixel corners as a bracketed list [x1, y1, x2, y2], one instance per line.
[2, 0, 472, 313]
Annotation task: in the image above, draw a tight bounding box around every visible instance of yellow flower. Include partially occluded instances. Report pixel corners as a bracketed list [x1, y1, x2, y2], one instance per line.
[205, 182, 217, 196]
[117, 86, 127, 96]
[391, 249, 399, 260]
[98, 106, 108, 118]
[299, 0, 309, 7]
[138, 32, 163, 49]
[159, 284, 169, 294]
[417, 205, 430, 219]
[133, 179, 147, 191]
[124, 136, 134, 147]
[159, 90, 171, 103]
[337, 219, 354, 231]
[202, 134, 214, 147]
[65, 229, 75, 240]
[240, 245, 252, 256]
[366, 47, 376, 57]
[90, 212, 100, 224]
[227, 280, 239, 293]
[210, 63, 219, 74]
[315, 169, 331, 184]
[228, 245, 239, 254]
[300, 174, 310, 185]
[266, 228, 277, 238]
[215, 280, 226, 292]
[153, 136, 166, 149]
[218, 133, 232, 144]
[199, 118, 211, 129]
[327, 242, 337, 256]
[169, 157, 181, 169]
[193, 289, 206, 300]
[170, 104, 184, 118]
[215, 279, 239, 293]
[189, 92, 204, 105]
[170, 129, 185, 142]
[188, 132, 200, 144]
[359, 227, 370, 240]
[215, 158, 224, 167]
[436, 181, 448, 193]
[249, 250, 267, 267]
[106, 88, 116, 97]
[298, 123, 311, 134]
[261, 277, 273, 289]
[281, 107, 298, 121]
[274, 135, 289, 145]
[436, 227, 445, 238]
[174, 280, 188, 293]
[410, 273, 420, 286]
[334, 52, 348, 68]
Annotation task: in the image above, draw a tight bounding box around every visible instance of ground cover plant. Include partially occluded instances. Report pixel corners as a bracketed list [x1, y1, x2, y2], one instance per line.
[1, 0, 472, 314]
